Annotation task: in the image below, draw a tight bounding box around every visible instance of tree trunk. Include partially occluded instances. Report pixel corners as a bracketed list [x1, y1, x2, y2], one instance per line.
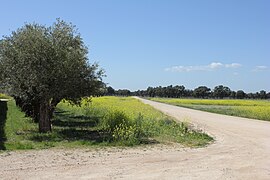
[32, 101, 40, 123]
[39, 100, 51, 133]
[49, 98, 60, 119]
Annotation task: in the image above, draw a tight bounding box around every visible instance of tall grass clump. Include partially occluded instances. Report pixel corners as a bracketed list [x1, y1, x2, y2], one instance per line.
[99, 110, 141, 145]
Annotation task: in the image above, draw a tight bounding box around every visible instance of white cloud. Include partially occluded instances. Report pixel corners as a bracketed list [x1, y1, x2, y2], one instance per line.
[165, 62, 242, 72]
[225, 63, 242, 68]
[209, 62, 223, 69]
[252, 66, 268, 72]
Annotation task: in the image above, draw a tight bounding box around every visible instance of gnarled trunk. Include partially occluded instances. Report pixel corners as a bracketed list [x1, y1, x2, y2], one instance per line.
[39, 100, 51, 133]
[49, 98, 60, 119]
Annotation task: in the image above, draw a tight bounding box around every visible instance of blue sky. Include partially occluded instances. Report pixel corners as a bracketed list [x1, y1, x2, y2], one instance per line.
[0, 0, 269, 92]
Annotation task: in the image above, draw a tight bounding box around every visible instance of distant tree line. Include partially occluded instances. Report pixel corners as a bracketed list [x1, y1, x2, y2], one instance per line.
[105, 85, 270, 99]
[106, 86, 131, 96]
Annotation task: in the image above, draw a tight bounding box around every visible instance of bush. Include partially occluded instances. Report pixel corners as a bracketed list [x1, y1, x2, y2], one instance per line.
[99, 111, 148, 145]
[112, 124, 139, 145]
[100, 110, 130, 133]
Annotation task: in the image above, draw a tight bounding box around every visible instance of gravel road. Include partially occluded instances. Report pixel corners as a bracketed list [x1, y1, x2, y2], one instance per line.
[1, 97, 270, 179]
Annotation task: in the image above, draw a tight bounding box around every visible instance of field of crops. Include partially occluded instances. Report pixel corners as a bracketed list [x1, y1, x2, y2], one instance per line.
[60, 96, 169, 122]
[149, 98, 270, 121]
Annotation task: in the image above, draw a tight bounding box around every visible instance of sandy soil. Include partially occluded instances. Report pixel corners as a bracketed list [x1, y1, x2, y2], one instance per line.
[1, 97, 270, 180]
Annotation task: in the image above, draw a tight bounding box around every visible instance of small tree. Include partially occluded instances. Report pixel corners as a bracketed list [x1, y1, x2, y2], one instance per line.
[259, 90, 267, 99]
[213, 85, 231, 99]
[0, 19, 104, 133]
[193, 86, 211, 98]
[236, 90, 245, 99]
[106, 86, 115, 95]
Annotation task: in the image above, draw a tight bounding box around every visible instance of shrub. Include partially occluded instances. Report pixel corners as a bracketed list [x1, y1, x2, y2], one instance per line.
[100, 110, 130, 134]
[99, 111, 149, 145]
[112, 123, 139, 145]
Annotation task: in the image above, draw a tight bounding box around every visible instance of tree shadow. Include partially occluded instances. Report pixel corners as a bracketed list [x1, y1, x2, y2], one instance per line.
[30, 108, 107, 143]
[0, 101, 8, 150]
[52, 111, 100, 127]
[30, 129, 106, 143]
[59, 129, 105, 142]
[52, 117, 98, 128]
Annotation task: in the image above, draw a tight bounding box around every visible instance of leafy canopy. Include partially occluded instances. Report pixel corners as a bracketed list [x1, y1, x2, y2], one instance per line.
[0, 19, 104, 104]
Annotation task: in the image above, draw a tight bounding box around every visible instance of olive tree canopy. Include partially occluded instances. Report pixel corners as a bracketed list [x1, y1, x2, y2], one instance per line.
[0, 19, 105, 132]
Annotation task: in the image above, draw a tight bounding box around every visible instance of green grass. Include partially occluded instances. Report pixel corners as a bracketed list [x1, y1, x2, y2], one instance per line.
[149, 98, 270, 121]
[2, 96, 213, 151]
[3, 100, 108, 151]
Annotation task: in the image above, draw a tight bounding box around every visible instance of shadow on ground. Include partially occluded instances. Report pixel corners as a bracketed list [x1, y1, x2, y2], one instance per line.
[30, 108, 106, 143]
[0, 100, 8, 150]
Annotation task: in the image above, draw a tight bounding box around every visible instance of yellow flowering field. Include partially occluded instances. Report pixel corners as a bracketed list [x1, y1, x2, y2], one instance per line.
[149, 98, 270, 121]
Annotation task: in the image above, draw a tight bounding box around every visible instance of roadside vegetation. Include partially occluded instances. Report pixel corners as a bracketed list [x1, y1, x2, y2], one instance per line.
[2, 96, 213, 151]
[149, 98, 270, 121]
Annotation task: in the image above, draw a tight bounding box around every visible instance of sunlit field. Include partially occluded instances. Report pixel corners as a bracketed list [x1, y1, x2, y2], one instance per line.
[149, 98, 270, 121]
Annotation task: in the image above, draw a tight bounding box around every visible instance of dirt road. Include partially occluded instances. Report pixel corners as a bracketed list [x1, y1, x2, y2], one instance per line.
[1, 97, 270, 179]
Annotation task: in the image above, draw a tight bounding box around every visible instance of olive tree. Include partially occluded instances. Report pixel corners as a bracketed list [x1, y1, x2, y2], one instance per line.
[0, 19, 104, 132]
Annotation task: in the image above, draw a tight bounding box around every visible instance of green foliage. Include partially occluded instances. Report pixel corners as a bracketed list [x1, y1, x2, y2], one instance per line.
[102, 112, 148, 146]
[101, 111, 129, 133]
[236, 90, 245, 99]
[0, 19, 104, 132]
[112, 123, 139, 145]
[135, 85, 269, 100]
[193, 86, 211, 98]
[213, 85, 231, 99]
